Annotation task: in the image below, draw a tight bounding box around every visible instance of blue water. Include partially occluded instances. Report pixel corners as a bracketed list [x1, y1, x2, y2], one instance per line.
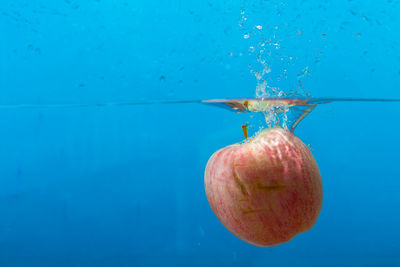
[1, 0, 400, 266]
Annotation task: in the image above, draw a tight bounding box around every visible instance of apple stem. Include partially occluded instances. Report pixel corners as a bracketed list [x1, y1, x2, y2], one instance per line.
[241, 124, 248, 139]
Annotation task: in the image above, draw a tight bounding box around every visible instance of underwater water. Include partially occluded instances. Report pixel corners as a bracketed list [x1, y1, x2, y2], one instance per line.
[1, 0, 400, 266]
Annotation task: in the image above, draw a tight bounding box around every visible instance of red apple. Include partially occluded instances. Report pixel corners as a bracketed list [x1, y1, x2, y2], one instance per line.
[204, 127, 322, 247]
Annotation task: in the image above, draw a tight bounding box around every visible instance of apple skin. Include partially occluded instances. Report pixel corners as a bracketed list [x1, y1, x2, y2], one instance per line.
[204, 127, 322, 247]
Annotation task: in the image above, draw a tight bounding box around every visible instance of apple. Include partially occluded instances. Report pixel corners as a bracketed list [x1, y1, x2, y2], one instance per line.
[204, 127, 322, 247]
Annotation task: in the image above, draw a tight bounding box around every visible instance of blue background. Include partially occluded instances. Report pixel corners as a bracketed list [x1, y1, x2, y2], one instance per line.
[1, 0, 400, 266]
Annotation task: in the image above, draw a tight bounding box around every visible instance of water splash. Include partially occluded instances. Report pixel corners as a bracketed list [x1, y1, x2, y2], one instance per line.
[202, 97, 400, 132]
[237, 1, 327, 130]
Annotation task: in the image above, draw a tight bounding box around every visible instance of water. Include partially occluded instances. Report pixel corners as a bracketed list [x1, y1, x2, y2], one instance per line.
[1, 0, 400, 266]
[1, 97, 399, 133]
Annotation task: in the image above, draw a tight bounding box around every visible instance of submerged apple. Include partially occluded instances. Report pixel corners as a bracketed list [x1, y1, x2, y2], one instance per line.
[204, 127, 322, 247]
